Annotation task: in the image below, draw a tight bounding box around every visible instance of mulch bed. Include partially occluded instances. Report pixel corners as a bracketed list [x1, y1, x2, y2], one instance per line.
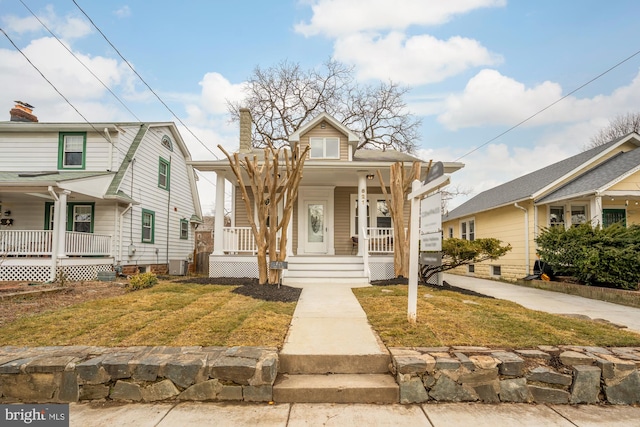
[371, 276, 494, 299]
[173, 277, 302, 303]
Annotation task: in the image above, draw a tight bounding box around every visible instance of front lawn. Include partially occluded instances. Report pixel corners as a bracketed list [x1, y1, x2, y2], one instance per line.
[353, 284, 640, 348]
[0, 282, 296, 348]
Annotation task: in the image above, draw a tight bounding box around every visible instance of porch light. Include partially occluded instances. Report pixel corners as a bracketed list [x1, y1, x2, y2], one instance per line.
[366, 174, 375, 180]
[3, 210, 10, 216]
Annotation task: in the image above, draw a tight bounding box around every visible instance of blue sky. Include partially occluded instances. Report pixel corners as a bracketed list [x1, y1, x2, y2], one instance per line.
[2, 0, 640, 214]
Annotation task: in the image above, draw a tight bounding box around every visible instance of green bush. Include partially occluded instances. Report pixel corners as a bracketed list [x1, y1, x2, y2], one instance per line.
[126, 272, 158, 291]
[536, 223, 640, 290]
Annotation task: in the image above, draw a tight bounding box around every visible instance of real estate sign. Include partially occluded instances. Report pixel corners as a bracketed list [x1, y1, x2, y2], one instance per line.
[420, 193, 442, 251]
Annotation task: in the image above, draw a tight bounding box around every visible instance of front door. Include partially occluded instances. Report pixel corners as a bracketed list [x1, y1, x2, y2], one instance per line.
[305, 201, 327, 253]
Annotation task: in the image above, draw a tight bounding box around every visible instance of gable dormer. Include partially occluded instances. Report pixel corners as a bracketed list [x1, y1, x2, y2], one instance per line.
[289, 113, 360, 161]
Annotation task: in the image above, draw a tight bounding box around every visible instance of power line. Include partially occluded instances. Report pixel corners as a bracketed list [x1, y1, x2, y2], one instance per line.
[18, 0, 142, 123]
[0, 26, 130, 159]
[453, 48, 640, 162]
[72, 0, 220, 160]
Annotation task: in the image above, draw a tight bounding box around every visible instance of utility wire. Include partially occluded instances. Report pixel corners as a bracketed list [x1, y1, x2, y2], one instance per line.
[72, 0, 220, 160]
[0, 27, 131, 159]
[453, 48, 640, 162]
[18, 0, 143, 123]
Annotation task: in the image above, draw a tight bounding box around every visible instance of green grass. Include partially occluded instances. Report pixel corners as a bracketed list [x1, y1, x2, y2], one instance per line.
[353, 285, 640, 348]
[0, 282, 296, 348]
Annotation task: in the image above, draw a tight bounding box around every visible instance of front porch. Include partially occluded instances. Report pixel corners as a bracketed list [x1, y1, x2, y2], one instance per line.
[0, 230, 113, 282]
[210, 226, 397, 284]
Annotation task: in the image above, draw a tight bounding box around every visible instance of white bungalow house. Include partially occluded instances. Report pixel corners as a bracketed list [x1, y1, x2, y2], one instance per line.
[190, 110, 463, 285]
[0, 102, 202, 282]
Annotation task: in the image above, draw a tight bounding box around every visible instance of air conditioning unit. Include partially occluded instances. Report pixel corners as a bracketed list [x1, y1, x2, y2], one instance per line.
[169, 259, 188, 275]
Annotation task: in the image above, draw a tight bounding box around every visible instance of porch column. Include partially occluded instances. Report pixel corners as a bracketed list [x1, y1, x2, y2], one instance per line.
[56, 190, 70, 258]
[591, 196, 602, 227]
[357, 172, 368, 256]
[213, 173, 226, 255]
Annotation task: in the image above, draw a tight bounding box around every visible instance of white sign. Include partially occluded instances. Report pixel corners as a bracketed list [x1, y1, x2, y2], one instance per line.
[420, 193, 442, 234]
[420, 232, 442, 251]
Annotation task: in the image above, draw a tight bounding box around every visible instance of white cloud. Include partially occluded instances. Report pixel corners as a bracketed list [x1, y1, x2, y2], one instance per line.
[198, 72, 247, 115]
[3, 5, 91, 40]
[334, 31, 501, 85]
[295, 0, 506, 37]
[438, 68, 640, 130]
[114, 6, 132, 18]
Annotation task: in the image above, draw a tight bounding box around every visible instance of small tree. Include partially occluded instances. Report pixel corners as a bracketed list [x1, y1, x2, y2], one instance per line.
[419, 238, 512, 284]
[587, 111, 640, 149]
[219, 142, 309, 285]
[376, 161, 422, 277]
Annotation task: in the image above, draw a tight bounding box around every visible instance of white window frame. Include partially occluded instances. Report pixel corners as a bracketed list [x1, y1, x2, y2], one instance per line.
[309, 137, 340, 159]
[491, 265, 501, 277]
[459, 217, 475, 241]
[549, 205, 566, 228]
[569, 204, 588, 227]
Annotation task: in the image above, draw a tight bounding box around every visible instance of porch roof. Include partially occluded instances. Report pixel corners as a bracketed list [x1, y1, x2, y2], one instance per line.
[0, 170, 112, 185]
[536, 148, 640, 204]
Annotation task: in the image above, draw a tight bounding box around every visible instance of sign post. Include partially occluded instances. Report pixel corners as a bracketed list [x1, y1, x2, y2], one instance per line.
[406, 173, 449, 324]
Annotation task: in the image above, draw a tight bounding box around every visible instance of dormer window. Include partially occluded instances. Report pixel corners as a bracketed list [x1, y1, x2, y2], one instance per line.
[309, 137, 339, 159]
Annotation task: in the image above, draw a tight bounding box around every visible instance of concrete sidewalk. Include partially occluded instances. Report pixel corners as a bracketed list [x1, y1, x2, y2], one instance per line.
[69, 401, 640, 426]
[443, 273, 640, 333]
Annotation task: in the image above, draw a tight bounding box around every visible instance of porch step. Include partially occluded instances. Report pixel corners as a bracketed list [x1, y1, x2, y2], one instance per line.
[282, 256, 369, 286]
[273, 373, 399, 404]
[278, 353, 391, 375]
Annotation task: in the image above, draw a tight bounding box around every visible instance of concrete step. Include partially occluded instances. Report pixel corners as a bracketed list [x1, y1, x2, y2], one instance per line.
[279, 353, 391, 374]
[288, 263, 364, 272]
[273, 373, 399, 403]
[282, 277, 370, 286]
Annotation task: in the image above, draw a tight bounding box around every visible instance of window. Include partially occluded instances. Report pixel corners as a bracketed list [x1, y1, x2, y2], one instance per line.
[460, 218, 475, 241]
[448, 227, 454, 238]
[58, 132, 86, 169]
[468, 264, 475, 273]
[142, 209, 155, 243]
[180, 219, 189, 239]
[492, 265, 501, 276]
[351, 195, 396, 236]
[158, 158, 170, 190]
[570, 205, 587, 226]
[44, 202, 94, 232]
[603, 209, 626, 228]
[161, 135, 174, 151]
[549, 206, 565, 228]
[309, 137, 340, 159]
[376, 200, 391, 228]
[72, 205, 92, 232]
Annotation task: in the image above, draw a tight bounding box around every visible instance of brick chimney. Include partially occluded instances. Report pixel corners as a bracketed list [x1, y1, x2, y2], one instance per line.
[239, 108, 252, 153]
[10, 101, 38, 122]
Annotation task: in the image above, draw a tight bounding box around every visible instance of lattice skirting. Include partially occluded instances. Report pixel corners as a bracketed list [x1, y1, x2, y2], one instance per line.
[369, 259, 395, 281]
[209, 257, 259, 278]
[0, 262, 113, 282]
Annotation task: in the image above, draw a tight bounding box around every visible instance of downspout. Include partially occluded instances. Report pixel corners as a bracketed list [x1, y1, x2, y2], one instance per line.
[514, 203, 530, 275]
[104, 128, 114, 171]
[166, 156, 172, 270]
[48, 187, 59, 282]
[119, 204, 133, 264]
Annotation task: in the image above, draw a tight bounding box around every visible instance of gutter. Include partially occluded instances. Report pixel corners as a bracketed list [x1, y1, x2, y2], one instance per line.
[514, 203, 530, 275]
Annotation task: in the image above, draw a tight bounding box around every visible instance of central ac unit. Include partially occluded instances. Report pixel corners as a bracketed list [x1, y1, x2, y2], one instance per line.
[169, 259, 188, 275]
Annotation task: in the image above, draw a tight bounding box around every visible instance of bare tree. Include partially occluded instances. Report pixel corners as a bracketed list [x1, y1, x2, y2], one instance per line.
[228, 59, 421, 153]
[587, 112, 640, 149]
[376, 161, 422, 278]
[219, 142, 309, 285]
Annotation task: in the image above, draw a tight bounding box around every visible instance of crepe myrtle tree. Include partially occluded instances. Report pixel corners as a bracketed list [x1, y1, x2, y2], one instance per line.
[219, 142, 310, 285]
[419, 238, 512, 284]
[376, 161, 422, 278]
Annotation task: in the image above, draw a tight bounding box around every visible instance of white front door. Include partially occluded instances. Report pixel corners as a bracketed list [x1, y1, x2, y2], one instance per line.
[305, 200, 327, 253]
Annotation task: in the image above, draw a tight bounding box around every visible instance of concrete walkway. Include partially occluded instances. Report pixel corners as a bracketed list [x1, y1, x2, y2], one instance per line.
[280, 282, 385, 357]
[443, 273, 640, 333]
[69, 401, 640, 426]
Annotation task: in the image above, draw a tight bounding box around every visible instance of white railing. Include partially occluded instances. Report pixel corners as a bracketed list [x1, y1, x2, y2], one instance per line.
[367, 227, 394, 253]
[65, 231, 112, 256]
[0, 230, 111, 256]
[222, 227, 284, 254]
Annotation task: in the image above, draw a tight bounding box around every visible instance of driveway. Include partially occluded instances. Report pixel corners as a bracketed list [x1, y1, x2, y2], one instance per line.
[443, 273, 640, 334]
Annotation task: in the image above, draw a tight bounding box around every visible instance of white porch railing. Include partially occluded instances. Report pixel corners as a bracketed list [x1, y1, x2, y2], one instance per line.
[367, 227, 395, 253]
[222, 227, 285, 254]
[0, 230, 111, 256]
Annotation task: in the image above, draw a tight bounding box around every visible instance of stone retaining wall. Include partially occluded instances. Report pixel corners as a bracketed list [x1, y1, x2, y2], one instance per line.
[391, 346, 640, 405]
[0, 346, 277, 404]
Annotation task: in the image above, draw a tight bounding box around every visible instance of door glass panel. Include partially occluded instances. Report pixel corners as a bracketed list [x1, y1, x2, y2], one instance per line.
[73, 205, 91, 233]
[308, 204, 324, 243]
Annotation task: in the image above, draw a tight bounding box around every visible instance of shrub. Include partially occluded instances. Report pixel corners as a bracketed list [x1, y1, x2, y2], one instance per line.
[126, 272, 158, 291]
[536, 223, 640, 290]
